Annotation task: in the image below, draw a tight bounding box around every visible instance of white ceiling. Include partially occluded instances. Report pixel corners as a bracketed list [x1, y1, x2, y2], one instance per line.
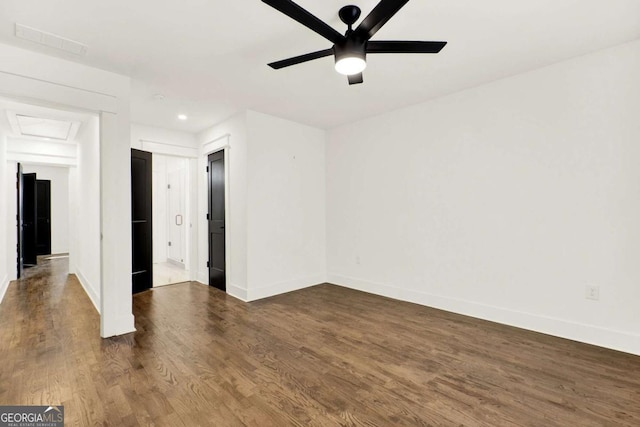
[0, 0, 638, 132]
[0, 98, 92, 142]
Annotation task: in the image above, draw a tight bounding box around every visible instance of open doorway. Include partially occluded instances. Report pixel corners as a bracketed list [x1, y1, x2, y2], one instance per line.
[152, 153, 191, 287]
[1, 97, 101, 308]
[17, 163, 69, 276]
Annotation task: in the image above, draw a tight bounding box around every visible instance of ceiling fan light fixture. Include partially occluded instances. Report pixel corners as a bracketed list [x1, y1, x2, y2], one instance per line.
[263, 0, 447, 85]
[334, 43, 366, 76]
[335, 56, 367, 75]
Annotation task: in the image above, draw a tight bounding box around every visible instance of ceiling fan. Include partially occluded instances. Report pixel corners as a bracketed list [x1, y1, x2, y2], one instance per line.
[262, 0, 447, 85]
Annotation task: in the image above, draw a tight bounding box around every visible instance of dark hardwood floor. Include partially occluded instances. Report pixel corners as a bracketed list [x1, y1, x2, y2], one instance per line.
[1, 257, 639, 426]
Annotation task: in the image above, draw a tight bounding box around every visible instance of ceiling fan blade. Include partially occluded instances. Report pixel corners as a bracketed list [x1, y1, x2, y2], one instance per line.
[348, 73, 364, 85]
[262, 0, 344, 44]
[268, 49, 334, 69]
[367, 40, 447, 54]
[355, 0, 410, 40]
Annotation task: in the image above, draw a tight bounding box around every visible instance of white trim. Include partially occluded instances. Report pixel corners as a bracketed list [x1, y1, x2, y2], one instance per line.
[202, 133, 230, 147]
[0, 274, 9, 305]
[247, 274, 325, 302]
[140, 139, 198, 158]
[100, 313, 136, 337]
[73, 269, 100, 314]
[202, 135, 230, 156]
[0, 71, 118, 114]
[328, 273, 640, 356]
[7, 151, 76, 159]
[6, 153, 77, 167]
[227, 283, 248, 301]
[193, 280, 247, 302]
[197, 271, 208, 284]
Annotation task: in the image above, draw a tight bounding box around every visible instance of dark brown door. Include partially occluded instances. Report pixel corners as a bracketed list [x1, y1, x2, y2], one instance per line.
[22, 172, 37, 267]
[208, 150, 225, 290]
[36, 180, 52, 256]
[16, 164, 23, 278]
[131, 149, 153, 294]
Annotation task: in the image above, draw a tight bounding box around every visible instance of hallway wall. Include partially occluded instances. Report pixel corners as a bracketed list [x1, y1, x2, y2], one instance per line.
[0, 120, 8, 302]
[69, 116, 100, 311]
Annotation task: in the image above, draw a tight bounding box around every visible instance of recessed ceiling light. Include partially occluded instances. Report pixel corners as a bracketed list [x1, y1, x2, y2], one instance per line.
[178, 114, 188, 121]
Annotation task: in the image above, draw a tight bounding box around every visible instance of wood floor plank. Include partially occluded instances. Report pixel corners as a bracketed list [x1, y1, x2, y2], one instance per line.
[1, 257, 640, 426]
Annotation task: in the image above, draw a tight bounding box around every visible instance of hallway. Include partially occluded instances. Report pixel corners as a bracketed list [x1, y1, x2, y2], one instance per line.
[1, 258, 640, 425]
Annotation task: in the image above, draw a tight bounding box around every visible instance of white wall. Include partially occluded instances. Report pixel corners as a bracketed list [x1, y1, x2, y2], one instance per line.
[0, 42, 134, 337]
[131, 123, 197, 157]
[69, 116, 101, 311]
[21, 165, 70, 254]
[198, 112, 248, 299]
[196, 111, 326, 301]
[198, 111, 326, 301]
[245, 111, 326, 300]
[152, 154, 168, 264]
[6, 138, 78, 167]
[0, 119, 8, 302]
[327, 40, 640, 355]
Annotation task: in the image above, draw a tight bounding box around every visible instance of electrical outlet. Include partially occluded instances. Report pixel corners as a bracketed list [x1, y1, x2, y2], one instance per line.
[355, 256, 361, 265]
[585, 285, 600, 301]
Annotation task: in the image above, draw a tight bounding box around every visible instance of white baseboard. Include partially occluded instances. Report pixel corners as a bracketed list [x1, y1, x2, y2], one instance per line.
[197, 270, 208, 284]
[100, 313, 136, 338]
[73, 269, 100, 314]
[227, 283, 248, 301]
[328, 273, 640, 356]
[193, 279, 248, 302]
[247, 274, 325, 302]
[0, 274, 9, 305]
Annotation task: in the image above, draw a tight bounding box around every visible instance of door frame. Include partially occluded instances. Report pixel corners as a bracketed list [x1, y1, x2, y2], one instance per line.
[16, 163, 23, 279]
[202, 139, 230, 293]
[140, 146, 198, 286]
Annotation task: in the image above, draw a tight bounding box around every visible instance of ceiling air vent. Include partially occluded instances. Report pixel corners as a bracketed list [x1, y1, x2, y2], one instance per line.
[15, 23, 87, 55]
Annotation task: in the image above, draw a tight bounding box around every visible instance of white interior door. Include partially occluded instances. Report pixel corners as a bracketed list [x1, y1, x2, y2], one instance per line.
[167, 168, 185, 266]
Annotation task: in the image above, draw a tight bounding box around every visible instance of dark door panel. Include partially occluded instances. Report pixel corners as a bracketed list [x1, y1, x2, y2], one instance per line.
[22, 173, 37, 267]
[131, 149, 153, 294]
[208, 150, 225, 290]
[36, 180, 52, 255]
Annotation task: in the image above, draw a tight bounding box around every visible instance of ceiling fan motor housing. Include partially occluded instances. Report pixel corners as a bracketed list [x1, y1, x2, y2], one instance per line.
[334, 36, 367, 66]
